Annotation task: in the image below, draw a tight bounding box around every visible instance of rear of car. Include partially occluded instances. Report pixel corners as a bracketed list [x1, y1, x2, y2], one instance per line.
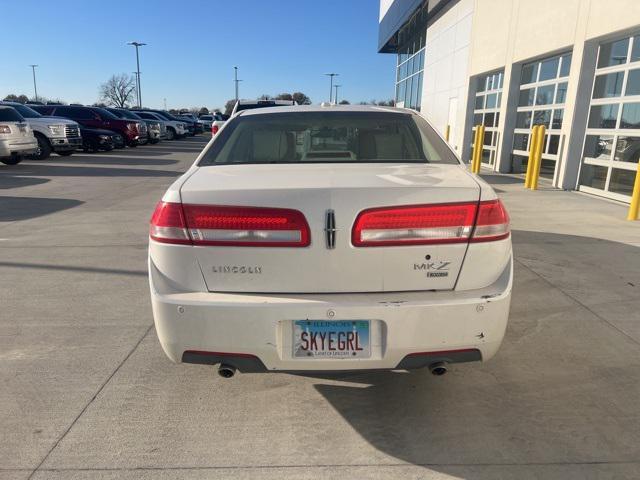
[0, 106, 38, 164]
[149, 106, 512, 376]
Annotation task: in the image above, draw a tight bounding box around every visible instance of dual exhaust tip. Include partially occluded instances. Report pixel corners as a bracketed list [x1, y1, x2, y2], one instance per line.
[217, 362, 448, 378]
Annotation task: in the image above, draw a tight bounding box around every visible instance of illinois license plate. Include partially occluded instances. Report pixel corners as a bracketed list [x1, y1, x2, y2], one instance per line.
[292, 320, 370, 358]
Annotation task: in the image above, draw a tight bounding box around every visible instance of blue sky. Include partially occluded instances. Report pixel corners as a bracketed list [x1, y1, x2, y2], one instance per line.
[0, 0, 395, 110]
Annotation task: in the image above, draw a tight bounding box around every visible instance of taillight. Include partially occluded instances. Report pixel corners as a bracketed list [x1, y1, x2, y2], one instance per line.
[149, 202, 190, 244]
[352, 203, 477, 247]
[212, 125, 219, 134]
[352, 200, 509, 247]
[470, 199, 510, 242]
[150, 203, 310, 247]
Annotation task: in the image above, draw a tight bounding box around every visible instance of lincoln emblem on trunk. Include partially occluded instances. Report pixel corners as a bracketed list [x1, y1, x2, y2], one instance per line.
[325, 209, 337, 249]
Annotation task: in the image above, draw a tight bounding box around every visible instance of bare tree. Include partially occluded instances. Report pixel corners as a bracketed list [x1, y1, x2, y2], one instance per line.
[99, 74, 136, 108]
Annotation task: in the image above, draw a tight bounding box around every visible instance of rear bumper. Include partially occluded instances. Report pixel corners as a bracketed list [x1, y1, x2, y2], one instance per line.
[0, 137, 38, 157]
[149, 256, 512, 372]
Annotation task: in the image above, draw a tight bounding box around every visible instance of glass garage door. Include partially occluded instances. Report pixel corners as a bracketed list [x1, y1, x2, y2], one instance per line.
[471, 71, 504, 168]
[579, 34, 640, 202]
[511, 53, 572, 178]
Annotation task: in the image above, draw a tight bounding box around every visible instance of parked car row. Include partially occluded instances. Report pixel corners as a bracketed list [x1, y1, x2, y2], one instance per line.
[0, 102, 204, 165]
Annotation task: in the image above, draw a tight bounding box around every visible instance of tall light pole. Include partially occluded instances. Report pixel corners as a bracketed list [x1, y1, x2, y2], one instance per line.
[127, 41, 146, 107]
[334, 84, 341, 104]
[324, 73, 338, 103]
[29, 65, 39, 102]
[164, 98, 167, 110]
[234, 66, 243, 103]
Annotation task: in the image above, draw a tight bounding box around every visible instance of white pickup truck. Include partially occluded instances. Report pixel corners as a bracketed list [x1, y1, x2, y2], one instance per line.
[1, 102, 82, 160]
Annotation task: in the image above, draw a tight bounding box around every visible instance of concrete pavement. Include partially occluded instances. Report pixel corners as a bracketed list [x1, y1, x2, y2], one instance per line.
[1, 138, 639, 479]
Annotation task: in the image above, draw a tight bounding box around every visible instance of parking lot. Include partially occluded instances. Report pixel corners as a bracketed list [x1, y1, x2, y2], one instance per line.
[1, 136, 639, 479]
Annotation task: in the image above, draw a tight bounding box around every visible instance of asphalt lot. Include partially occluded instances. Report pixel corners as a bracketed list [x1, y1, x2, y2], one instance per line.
[1, 136, 639, 480]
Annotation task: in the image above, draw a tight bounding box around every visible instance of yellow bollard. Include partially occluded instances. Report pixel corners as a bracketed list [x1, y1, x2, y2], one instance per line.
[445, 124, 451, 142]
[471, 125, 481, 173]
[627, 161, 640, 220]
[530, 125, 546, 190]
[524, 125, 539, 188]
[472, 125, 485, 174]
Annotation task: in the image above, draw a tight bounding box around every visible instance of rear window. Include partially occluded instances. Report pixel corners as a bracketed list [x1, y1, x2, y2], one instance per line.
[0, 108, 24, 122]
[199, 111, 459, 165]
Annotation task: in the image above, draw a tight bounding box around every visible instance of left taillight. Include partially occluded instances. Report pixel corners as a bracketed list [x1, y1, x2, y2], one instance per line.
[150, 202, 310, 247]
[149, 202, 191, 244]
[212, 125, 219, 135]
[351, 199, 510, 247]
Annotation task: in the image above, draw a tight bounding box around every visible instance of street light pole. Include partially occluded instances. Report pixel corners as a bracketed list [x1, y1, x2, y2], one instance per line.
[29, 65, 38, 102]
[127, 41, 146, 107]
[324, 73, 338, 103]
[234, 66, 242, 103]
[334, 84, 341, 104]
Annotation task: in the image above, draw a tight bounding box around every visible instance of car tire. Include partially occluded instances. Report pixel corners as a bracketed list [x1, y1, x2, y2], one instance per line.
[1, 156, 22, 165]
[57, 150, 74, 156]
[166, 128, 175, 140]
[101, 145, 114, 152]
[33, 133, 52, 160]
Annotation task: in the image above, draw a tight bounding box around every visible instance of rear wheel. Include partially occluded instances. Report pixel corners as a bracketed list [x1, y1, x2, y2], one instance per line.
[57, 150, 74, 156]
[166, 128, 175, 140]
[1, 156, 22, 165]
[33, 134, 52, 160]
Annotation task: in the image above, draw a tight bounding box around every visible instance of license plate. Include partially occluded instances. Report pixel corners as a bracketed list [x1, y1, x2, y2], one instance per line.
[293, 320, 370, 358]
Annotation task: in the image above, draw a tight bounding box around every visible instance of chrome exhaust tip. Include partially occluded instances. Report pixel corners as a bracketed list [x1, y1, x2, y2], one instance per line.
[429, 361, 448, 376]
[218, 364, 237, 379]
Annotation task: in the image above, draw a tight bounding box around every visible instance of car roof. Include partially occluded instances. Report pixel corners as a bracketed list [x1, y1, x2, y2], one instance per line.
[237, 104, 411, 117]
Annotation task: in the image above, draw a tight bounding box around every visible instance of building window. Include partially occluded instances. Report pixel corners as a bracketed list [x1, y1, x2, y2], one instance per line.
[579, 33, 640, 203]
[511, 52, 572, 177]
[394, 2, 427, 111]
[471, 71, 504, 167]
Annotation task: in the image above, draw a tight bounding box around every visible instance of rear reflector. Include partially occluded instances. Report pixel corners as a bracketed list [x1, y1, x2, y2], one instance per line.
[352, 200, 509, 246]
[150, 202, 310, 247]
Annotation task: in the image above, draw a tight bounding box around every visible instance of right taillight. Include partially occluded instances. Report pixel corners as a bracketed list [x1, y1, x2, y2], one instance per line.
[470, 199, 510, 243]
[212, 125, 219, 134]
[150, 202, 310, 247]
[351, 199, 509, 247]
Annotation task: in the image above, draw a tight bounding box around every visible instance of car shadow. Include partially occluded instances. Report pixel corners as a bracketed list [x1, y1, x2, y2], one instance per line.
[77, 150, 173, 157]
[14, 163, 181, 178]
[480, 173, 523, 185]
[0, 196, 83, 222]
[307, 230, 640, 476]
[0, 176, 50, 190]
[57, 157, 179, 166]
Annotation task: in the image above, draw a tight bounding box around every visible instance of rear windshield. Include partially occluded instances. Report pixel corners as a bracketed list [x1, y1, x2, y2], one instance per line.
[0, 108, 24, 122]
[199, 111, 459, 165]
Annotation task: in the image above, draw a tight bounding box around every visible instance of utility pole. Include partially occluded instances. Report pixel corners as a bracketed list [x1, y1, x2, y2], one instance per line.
[234, 66, 243, 103]
[127, 41, 146, 107]
[29, 65, 38, 102]
[324, 73, 339, 103]
[164, 98, 167, 110]
[334, 84, 341, 104]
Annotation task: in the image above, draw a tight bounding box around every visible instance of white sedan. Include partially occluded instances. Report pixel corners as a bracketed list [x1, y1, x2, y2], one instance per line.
[149, 105, 512, 378]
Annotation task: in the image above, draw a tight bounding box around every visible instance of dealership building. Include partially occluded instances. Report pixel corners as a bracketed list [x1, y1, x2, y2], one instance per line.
[378, 0, 640, 203]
